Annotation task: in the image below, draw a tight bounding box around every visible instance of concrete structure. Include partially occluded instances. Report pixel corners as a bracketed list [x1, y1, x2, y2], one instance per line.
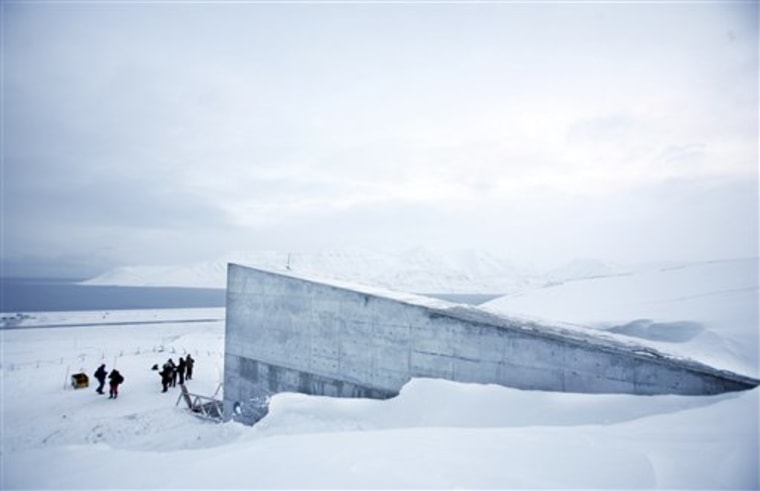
[224, 264, 758, 424]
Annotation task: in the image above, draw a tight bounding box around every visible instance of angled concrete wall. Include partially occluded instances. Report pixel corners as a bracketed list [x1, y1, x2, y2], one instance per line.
[224, 264, 758, 424]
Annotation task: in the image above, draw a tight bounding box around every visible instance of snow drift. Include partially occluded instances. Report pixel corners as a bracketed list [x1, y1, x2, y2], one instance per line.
[484, 257, 759, 378]
[1, 311, 757, 489]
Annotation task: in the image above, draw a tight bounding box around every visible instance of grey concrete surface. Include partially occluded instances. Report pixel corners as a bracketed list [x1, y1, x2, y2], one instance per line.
[223, 263, 758, 424]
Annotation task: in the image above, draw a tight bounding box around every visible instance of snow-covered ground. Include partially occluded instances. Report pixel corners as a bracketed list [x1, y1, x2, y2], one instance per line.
[1, 309, 757, 489]
[485, 258, 759, 378]
[2, 256, 758, 488]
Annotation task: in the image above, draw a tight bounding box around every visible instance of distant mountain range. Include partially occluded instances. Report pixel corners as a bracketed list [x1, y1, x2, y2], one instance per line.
[82, 248, 649, 294]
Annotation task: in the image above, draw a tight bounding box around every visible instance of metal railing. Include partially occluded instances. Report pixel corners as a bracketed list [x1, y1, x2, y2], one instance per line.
[176, 384, 223, 421]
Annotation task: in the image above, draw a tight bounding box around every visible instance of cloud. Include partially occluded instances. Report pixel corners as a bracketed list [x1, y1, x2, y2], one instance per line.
[1, 2, 757, 277]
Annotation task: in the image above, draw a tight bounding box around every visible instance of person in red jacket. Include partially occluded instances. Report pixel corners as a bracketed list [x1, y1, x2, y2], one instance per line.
[108, 369, 124, 399]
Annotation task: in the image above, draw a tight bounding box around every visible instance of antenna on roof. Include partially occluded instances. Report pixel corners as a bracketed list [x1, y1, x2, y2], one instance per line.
[286, 253, 292, 271]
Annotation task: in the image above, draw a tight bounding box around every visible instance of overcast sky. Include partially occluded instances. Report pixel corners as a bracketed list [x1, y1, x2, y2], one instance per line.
[2, 1, 758, 278]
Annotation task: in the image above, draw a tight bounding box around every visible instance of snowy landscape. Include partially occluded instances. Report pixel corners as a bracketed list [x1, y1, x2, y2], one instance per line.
[82, 248, 540, 294]
[4, 1, 757, 488]
[2, 251, 758, 489]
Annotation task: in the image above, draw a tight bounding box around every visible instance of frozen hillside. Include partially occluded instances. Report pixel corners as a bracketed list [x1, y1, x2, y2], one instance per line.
[83, 248, 537, 294]
[484, 258, 759, 377]
[542, 257, 635, 285]
[1, 310, 757, 489]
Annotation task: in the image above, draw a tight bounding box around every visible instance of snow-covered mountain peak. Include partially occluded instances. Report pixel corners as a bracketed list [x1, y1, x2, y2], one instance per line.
[83, 248, 539, 294]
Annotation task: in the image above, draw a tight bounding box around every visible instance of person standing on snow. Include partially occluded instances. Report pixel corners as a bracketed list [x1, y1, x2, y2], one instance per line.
[185, 355, 195, 381]
[167, 358, 178, 387]
[159, 362, 172, 393]
[177, 356, 187, 385]
[108, 369, 124, 399]
[94, 364, 107, 395]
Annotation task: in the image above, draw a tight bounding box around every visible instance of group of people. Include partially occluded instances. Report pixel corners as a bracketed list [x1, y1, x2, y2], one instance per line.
[92, 354, 196, 400]
[158, 355, 195, 393]
[93, 364, 124, 399]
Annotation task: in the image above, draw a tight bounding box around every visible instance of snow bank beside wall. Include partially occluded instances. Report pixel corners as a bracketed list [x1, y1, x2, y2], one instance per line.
[224, 264, 758, 424]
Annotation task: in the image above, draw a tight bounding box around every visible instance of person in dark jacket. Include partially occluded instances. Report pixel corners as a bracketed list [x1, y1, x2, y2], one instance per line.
[168, 358, 178, 387]
[162, 359, 176, 390]
[94, 364, 107, 395]
[159, 362, 172, 393]
[177, 356, 186, 385]
[185, 355, 195, 381]
[108, 369, 124, 399]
